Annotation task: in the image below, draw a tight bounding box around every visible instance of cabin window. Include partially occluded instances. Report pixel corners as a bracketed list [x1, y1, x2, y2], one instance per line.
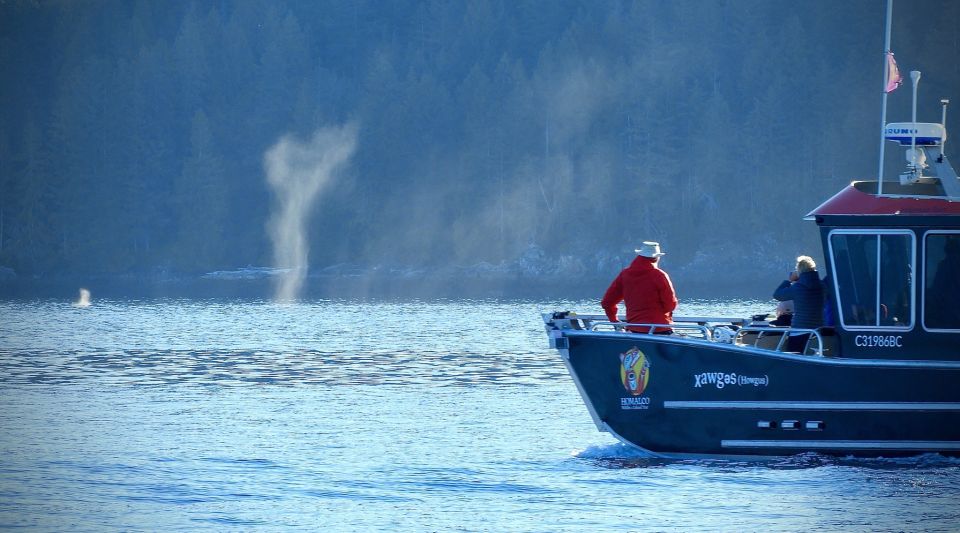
[923, 232, 960, 331]
[829, 230, 914, 329]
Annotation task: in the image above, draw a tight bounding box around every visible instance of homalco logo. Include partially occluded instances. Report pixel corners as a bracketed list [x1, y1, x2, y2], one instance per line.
[619, 347, 650, 396]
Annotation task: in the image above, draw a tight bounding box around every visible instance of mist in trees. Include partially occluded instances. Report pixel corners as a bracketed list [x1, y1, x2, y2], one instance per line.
[2, 0, 958, 293]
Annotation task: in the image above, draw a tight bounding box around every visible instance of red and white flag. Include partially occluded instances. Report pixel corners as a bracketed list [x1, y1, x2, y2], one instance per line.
[885, 52, 902, 93]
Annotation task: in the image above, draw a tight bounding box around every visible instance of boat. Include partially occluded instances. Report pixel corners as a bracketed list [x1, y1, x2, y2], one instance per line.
[542, 11, 960, 458]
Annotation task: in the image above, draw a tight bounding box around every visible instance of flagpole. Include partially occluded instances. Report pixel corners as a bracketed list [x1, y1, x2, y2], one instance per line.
[878, 0, 894, 195]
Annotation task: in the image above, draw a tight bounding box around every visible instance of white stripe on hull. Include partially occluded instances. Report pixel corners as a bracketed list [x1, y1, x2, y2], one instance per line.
[664, 401, 960, 411]
[722, 439, 960, 450]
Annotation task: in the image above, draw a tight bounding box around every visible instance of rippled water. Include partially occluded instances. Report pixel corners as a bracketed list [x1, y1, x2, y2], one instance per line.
[1, 297, 959, 531]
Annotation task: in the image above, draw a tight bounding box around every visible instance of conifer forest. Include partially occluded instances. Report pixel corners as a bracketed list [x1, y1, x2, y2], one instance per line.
[2, 0, 959, 294]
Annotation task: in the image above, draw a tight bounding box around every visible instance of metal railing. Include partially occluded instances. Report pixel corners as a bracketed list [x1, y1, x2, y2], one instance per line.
[543, 311, 832, 356]
[590, 321, 712, 340]
[543, 313, 746, 341]
[733, 326, 827, 356]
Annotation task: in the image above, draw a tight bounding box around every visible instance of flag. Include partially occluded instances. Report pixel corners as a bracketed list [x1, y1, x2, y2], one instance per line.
[885, 52, 902, 93]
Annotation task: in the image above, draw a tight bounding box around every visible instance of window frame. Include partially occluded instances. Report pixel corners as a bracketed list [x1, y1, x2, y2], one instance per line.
[921, 230, 960, 333]
[827, 228, 916, 331]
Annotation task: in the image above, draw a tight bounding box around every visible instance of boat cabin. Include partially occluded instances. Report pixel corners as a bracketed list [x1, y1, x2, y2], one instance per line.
[807, 103, 960, 360]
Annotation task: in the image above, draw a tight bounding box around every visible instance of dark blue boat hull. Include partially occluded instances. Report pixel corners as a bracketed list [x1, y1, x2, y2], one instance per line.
[563, 332, 960, 457]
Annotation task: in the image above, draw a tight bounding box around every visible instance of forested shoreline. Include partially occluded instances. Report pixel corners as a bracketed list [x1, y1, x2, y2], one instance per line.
[2, 0, 959, 293]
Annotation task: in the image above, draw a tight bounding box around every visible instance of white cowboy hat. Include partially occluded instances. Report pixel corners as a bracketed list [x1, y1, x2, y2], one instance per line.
[635, 241, 665, 258]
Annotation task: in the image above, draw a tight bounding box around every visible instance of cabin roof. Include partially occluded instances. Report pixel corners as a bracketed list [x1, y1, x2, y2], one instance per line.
[806, 181, 960, 218]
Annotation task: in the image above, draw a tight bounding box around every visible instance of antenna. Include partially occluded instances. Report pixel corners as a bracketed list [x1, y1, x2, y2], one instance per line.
[877, 0, 895, 196]
[909, 70, 921, 177]
[941, 99, 950, 161]
[883, 74, 953, 188]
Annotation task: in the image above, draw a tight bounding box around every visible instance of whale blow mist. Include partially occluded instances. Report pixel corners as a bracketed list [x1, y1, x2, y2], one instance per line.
[265, 124, 358, 302]
[74, 288, 91, 307]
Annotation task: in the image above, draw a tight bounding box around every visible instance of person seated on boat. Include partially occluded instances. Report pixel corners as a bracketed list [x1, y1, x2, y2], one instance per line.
[771, 299, 793, 326]
[773, 255, 824, 352]
[601, 241, 678, 334]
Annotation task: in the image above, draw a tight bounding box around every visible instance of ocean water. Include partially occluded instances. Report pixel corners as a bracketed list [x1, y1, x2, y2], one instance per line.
[1, 297, 959, 531]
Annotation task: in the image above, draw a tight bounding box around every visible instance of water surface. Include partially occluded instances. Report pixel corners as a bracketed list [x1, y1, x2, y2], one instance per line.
[1, 297, 958, 531]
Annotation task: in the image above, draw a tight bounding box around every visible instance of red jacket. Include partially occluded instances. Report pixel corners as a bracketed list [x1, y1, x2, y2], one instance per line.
[601, 256, 678, 332]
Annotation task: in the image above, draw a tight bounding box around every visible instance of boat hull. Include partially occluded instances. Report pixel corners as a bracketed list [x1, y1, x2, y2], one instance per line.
[562, 331, 960, 457]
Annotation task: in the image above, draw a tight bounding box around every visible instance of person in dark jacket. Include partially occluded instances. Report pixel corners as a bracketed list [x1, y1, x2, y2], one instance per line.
[771, 299, 794, 326]
[601, 241, 678, 334]
[773, 255, 824, 352]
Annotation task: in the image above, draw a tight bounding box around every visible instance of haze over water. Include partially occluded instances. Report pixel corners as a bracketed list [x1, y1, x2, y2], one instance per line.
[2, 297, 959, 531]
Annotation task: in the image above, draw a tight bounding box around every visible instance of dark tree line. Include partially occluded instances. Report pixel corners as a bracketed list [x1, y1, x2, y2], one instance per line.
[1, 0, 958, 281]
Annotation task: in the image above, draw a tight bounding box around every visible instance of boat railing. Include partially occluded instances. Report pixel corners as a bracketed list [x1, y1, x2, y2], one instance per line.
[543, 313, 748, 342]
[590, 321, 712, 340]
[543, 311, 834, 356]
[733, 326, 829, 356]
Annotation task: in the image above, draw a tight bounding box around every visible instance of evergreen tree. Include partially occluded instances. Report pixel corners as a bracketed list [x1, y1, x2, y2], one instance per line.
[171, 110, 228, 271]
[1, 0, 959, 285]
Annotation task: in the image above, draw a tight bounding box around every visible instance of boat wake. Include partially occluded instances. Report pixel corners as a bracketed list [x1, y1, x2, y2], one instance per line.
[573, 442, 656, 460]
[573, 445, 960, 470]
[570, 442, 673, 469]
[833, 452, 960, 469]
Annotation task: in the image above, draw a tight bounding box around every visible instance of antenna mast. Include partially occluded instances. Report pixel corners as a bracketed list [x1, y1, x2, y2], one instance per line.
[877, 0, 894, 195]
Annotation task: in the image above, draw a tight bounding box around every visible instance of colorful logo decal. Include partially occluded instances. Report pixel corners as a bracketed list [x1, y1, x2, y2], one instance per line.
[619, 347, 650, 396]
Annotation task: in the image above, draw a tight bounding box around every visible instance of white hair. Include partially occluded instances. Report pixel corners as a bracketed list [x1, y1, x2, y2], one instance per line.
[796, 255, 816, 273]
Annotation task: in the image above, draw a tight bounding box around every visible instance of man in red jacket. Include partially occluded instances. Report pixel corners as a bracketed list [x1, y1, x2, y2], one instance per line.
[601, 241, 678, 333]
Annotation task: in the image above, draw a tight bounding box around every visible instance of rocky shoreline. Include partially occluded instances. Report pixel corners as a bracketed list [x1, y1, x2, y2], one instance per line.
[0, 264, 779, 301]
